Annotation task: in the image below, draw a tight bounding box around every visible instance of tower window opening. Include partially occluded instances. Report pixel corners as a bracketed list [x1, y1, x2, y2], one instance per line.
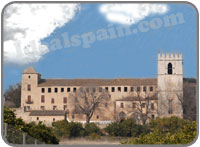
[168, 63, 173, 74]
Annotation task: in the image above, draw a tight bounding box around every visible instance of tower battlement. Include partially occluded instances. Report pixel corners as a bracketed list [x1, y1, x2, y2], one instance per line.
[157, 52, 183, 118]
[158, 53, 182, 60]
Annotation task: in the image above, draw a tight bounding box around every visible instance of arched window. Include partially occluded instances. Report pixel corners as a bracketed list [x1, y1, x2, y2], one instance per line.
[168, 63, 173, 74]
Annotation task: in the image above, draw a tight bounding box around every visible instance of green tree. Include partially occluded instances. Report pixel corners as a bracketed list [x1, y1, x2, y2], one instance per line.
[149, 116, 189, 134]
[24, 122, 59, 144]
[122, 117, 197, 145]
[4, 106, 59, 144]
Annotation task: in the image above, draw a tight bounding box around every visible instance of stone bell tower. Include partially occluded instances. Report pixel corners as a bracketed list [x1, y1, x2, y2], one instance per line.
[21, 66, 41, 111]
[157, 53, 183, 118]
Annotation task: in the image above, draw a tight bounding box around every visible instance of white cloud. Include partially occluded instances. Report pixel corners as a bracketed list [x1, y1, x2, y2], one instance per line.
[3, 4, 80, 65]
[99, 4, 168, 25]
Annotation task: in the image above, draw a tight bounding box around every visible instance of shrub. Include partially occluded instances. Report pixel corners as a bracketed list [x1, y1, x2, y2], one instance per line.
[52, 120, 69, 138]
[52, 121, 85, 138]
[149, 116, 189, 134]
[105, 119, 150, 137]
[104, 121, 121, 136]
[122, 117, 197, 145]
[67, 122, 85, 137]
[172, 121, 197, 144]
[85, 123, 102, 136]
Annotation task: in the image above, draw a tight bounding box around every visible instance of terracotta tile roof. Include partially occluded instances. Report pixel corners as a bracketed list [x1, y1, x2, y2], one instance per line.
[116, 95, 158, 101]
[23, 66, 37, 74]
[38, 78, 157, 87]
[29, 110, 66, 116]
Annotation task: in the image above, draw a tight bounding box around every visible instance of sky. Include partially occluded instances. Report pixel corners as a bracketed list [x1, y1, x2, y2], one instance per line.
[3, 3, 197, 91]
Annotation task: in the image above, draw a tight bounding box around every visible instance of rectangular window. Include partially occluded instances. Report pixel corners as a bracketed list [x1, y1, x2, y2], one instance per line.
[61, 88, 64, 92]
[63, 105, 67, 110]
[118, 87, 121, 92]
[99, 87, 102, 92]
[27, 85, 31, 91]
[124, 87, 128, 92]
[151, 103, 154, 110]
[86, 88, 89, 92]
[41, 106, 45, 110]
[150, 86, 153, 91]
[79, 88, 83, 92]
[96, 115, 99, 119]
[132, 103, 136, 108]
[137, 87, 140, 92]
[26, 95, 32, 104]
[41, 95, 45, 103]
[48, 88, 51, 93]
[120, 103, 124, 108]
[53, 118, 55, 122]
[93, 88, 96, 93]
[67, 88, 70, 92]
[131, 87, 134, 92]
[63, 97, 67, 103]
[53, 106, 57, 110]
[51, 98, 54, 104]
[41, 88, 45, 93]
[152, 115, 155, 119]
[37, 117, 39, 120]
[27, 95, 31, 102]
[72, 114, 75, 119]
[112, 87, 115, 92]
[55, 88, 58, 93]
[105, 87, 109, 92]
[73, 87, 76, 92]
[143, 86, 146, 92]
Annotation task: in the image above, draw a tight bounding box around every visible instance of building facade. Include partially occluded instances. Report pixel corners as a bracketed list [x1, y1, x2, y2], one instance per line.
[17, 53, 183, 125]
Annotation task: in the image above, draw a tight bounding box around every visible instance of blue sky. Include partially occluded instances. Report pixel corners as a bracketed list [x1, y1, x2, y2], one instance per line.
[3, 3, 197, 91]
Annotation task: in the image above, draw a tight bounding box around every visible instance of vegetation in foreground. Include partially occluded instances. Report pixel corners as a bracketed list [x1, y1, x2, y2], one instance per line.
[4, 106, 59, 144]
[3, 107, 197, 145]
[121, 117, 197, 144]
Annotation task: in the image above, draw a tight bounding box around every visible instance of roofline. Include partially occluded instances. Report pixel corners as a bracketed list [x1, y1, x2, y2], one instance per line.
[41, 77, 157, 80]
